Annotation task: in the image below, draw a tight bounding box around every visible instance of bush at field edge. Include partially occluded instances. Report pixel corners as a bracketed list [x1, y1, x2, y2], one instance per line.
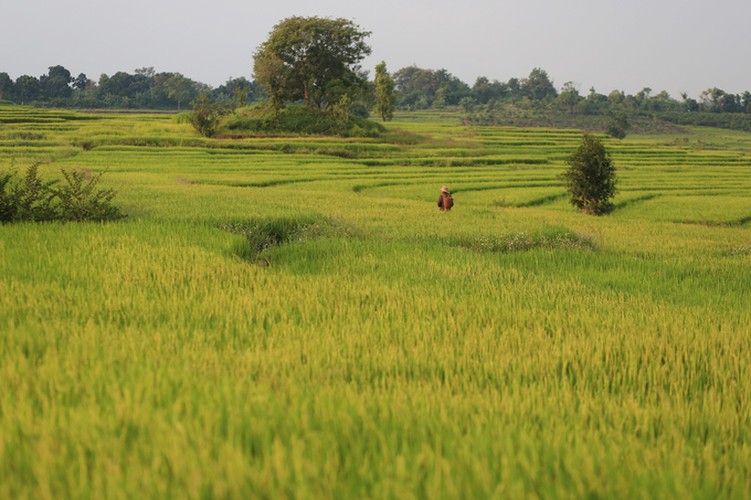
[220, 105, 385, 137]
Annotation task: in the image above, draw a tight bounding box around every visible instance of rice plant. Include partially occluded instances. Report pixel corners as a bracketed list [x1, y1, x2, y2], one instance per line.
[1, 104, 750, 498]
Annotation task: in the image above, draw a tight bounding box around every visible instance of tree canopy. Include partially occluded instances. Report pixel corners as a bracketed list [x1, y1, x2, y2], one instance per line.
[253, 16, 371, 110]
[560, 134, 617, 215]
[5, 34, 751, 134]
[374, 61, 396, 121]
[393, 66, 471, 108]
[521, 67, 557, 100]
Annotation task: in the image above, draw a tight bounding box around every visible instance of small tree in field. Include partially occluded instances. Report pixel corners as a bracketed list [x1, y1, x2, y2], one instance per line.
[560, 134, 617, 215]
[188, 91, 230, 137]
[374, 61, 395, 121]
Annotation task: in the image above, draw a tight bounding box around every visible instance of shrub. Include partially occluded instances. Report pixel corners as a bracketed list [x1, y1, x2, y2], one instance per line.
[0, 171, 15, 221]
[605, 112, 631, 139]
[222, 104, 384, 137]
[560, 134, 617, 215]
[188, 91, 231, 137]
[0, 164, 57, 222]
[0, 166, 125, 223]
[605, 123, 627, 139]
[54, 169, 126, 222]
[221, 217, 324, 257]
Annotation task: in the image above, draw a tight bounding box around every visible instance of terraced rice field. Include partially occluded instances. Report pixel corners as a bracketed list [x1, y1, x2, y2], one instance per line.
[1, 104, 750, 498]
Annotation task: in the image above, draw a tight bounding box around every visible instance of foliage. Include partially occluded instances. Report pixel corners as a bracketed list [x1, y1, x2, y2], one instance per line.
[520, 67, 558, 100]
[0, 164, 57, 222]
[393, 66, 471, 108]
[0, 72, 12, 101]
[658, 111, 751, 131]
[40, 65, 73, 100]
[222, 104, 384, 137]
[253, 16, 372, 111]
[555, 82, 581, 113]
[472, 76, 514, 104]
[0, 67, 262, 110]
[463, 103, 683, 135]
[560, 134, 617, 215]
[374, 61, 396, 121]
[221, 216, 341, 260]
[250, 54, 289, 111]
[0, 171, 12, 220]
[332, 94, 352, 129]
[460, 96, 475, 113]
[212, 77, 262, 108]
[0, 165, 124, 223]
[5, 60, 751, 137]
[605, 112, 631, 139]
[53, 169, 126, 222]
[188, 91, 232, 137]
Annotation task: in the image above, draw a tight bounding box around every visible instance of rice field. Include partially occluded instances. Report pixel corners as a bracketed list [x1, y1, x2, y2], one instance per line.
[1, 104, 750, 498]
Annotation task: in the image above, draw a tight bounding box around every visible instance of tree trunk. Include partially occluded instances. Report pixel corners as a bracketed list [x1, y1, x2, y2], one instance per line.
[303, 81, 311, 108]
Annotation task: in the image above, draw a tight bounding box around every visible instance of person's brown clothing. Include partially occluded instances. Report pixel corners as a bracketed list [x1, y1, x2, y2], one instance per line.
[438, 192, 453, 211]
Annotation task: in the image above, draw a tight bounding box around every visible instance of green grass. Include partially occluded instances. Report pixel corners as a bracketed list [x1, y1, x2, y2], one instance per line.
[1, 104, 750, 498]
[221, 104, 386, 138]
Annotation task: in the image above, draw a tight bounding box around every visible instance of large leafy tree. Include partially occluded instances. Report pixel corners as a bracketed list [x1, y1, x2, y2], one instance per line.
[72, 73, 90, 91]
[13, 75, 40, 103]
[521, 67, 557, 101]
[40, 65, 73, 100]
[253, 16, 371, 110]
[555, 81, 581, 113]
[392, 66, 436, 107]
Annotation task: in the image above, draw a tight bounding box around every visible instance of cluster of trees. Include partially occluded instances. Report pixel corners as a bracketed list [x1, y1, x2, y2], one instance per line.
[394, 66, 751, 116]
[0, 66, 259, 110]
[394, 67, 557, 109]
[3, 15, 751, 124]
[183, 16, 390, 137]
[6, 61, 748, 121]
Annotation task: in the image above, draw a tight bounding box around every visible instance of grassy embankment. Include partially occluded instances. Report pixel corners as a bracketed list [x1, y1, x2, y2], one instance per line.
[1, 103, 750, 498]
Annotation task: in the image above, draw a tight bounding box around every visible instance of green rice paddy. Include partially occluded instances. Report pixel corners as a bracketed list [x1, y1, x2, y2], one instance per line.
[1, 104, 750, 498]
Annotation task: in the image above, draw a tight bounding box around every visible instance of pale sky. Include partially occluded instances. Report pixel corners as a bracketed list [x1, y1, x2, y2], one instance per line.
[2, 0, 750, 99]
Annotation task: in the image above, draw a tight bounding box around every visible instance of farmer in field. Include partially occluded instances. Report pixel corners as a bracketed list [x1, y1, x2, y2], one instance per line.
[438, 186, 454, 211]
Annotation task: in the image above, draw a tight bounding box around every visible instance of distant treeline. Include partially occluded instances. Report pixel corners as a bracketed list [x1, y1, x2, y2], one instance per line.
[0, 66, 260, 110]
[392, 67, 751, 116]
[3, 64, 751, 127]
